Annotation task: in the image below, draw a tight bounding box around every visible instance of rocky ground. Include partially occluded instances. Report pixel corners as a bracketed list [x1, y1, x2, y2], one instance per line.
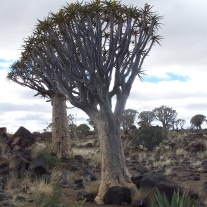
[0, 127, 207, 206]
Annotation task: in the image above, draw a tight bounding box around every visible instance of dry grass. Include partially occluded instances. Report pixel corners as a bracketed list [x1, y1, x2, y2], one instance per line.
[175, 148, 188, 157]
[30, 178, 53, 197]
[29, 142, 48, 160]
[85, 180, 100, 194]
[72, 147, 101, 163]
[131, 187, 155, 204]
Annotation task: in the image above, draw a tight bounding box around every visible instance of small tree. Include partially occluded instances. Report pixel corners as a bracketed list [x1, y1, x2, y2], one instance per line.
[131, 125, 164, 151]
[190, 114, 206, 132]
[153, 105, 177, 136]
[175, 119, 186, 130]
[76, 124, 90, 137]
[138, 111, 155, 126]
[121, 109, 138, 130]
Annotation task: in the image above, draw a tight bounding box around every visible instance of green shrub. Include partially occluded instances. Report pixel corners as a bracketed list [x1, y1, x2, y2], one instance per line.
[37, 149, 62, 169]
[150, 189, 201, 207]
[131, 125, 165, 151]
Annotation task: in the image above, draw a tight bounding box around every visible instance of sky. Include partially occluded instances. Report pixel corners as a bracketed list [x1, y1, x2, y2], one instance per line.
[1, 0, 207, 133]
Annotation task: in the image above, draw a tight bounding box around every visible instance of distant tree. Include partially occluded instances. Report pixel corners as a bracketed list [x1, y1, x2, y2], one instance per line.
[76, 124, 90, 137]
[153, 105, 177, 136]
[121, 109, 138, 130]
[175, 119, 186, 130]
[68, 114, 78, 139]
[138, 111, 155, 126]
[190, 114, 206, 131]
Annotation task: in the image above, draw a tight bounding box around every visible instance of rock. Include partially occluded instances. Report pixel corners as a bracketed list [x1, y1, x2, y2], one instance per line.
[131, 175, 144, 187]
[188, 141, 206, 153]
[74, 178, 83, 184]
[58, 179, 73, 188]
[28, 159, 47, 175]
[132, 199, 147, 207]
[86, 168, 98, 181]
[136, 173, 194, 204]
[74, 155, 84, 163]
[103, 186, 131, 205]
[74, 183, 84, 190]
[77, 191, 96, 202]
[11, 126, 35, 148]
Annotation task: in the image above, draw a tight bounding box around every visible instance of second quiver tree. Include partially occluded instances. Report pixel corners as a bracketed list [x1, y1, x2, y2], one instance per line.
[19, 0, 162, 203]
[153, 105, 177, 136]
[7, 57, 73, 159]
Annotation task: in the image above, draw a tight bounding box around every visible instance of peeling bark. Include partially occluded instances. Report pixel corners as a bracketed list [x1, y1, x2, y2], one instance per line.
[50, 94, 72, 158]
[94, 114, 132, 204]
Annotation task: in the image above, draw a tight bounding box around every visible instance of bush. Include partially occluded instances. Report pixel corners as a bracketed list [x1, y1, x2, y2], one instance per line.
[150, 189, 201, 207]
[131, 125, 165, 151]
[37, 149, 63, 169]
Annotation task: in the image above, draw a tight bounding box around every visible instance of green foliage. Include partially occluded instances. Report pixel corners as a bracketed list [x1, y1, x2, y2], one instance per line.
[131, 124, 164, 151]
[150, 189, 201, 207]
[76, 124, 90, 135]
[138, 111, 155, 125]
[121, 109, 138, 130]
[190, 114, 206, 129]
[37, 149, 63, 169]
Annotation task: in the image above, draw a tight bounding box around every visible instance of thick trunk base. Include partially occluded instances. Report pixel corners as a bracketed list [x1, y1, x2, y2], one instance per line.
[50, 94, 72, 158]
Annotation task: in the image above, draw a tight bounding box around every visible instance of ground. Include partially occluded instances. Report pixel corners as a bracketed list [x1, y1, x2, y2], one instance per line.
[2, 130, 207, 207]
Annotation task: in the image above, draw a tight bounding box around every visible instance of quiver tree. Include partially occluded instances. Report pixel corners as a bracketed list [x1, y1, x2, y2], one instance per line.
[153, 105, 177, 136]
[7, 56, 73, 159]
[138, 110, 155, 126]
[19, 0, 162, 203]
[121, 109, 138, 130]
[175, 119, 186, 130]
[190, 114, 206, 132]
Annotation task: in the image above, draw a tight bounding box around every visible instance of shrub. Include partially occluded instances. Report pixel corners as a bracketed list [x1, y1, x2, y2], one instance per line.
[37, 149, 63, 169]
[131, 125, 165, 151]
[150, 189, 201, 207]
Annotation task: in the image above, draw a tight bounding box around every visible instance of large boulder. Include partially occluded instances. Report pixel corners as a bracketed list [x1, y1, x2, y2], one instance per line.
[10, 126, 35, 149]
[104, 186, 131, 205]
[28, 159, 47, 175]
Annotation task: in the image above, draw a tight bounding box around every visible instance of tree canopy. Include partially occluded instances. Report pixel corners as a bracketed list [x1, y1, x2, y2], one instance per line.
[190, 114, 206, 130]
[121, 109, 138, 129]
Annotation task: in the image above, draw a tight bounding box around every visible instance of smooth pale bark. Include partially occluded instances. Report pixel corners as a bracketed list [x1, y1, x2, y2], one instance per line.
[93, 113, 133, 204]
[50, 94, 72, 158]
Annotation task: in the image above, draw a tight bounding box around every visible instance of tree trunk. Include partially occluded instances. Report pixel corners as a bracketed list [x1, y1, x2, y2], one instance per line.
[50, 94, 72, 158]
[94, 114, 132, 204]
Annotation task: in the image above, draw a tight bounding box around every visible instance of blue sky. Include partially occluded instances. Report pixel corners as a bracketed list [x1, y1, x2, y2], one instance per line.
[1, 0, 207, 132]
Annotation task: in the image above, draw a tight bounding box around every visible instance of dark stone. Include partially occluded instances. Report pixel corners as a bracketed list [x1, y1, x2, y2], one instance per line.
[194, 176, 200, 181]
[21, 149, 32, 160]
[86, 168, 98, 181]
[131, 175, 143, 187]
[28, 159, 47, 175]
[77, 191, 96, 202]
[103, 186, 131, 205]
[58, 179, 73, 188]
[74, 183, 84, 190]
[15, 196, 26, 202]
[0, 167, 9, 176]
[12, 126, 35, 148]
[132, 198, 147, 207]
[74, 155, 84, 163]
[74, 178, 83, 184]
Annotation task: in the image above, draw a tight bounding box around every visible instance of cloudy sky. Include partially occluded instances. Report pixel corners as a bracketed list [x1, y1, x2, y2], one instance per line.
[1, 0, 207, 133]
